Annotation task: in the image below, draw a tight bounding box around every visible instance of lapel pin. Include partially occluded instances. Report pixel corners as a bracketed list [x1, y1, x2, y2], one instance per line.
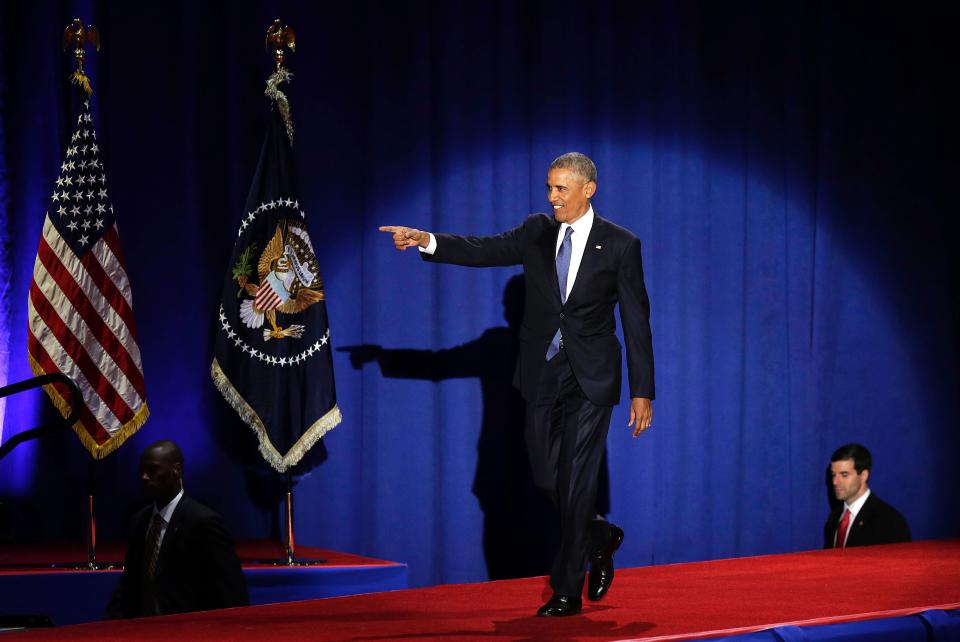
[595, 244, 602, 250]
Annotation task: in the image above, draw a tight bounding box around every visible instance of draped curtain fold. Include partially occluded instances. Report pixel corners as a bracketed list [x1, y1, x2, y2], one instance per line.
[1, 1, 956, 587]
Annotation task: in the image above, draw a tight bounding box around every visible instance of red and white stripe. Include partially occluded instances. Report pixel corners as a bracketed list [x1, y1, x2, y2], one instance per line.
[27, 216, 147, 451]
[254, 281, 283, 311]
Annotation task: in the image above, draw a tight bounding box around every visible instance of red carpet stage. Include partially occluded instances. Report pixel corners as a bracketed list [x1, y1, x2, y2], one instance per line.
[2, 539, 958, 640]
[0, 540, 407, 627]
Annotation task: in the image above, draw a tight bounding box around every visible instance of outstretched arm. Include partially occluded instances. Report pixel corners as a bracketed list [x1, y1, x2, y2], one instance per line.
[380, 217, 537, 267]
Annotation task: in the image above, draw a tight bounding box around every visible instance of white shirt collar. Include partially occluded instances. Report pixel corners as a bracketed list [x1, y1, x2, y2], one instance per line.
[561, 205, 594, 238]
[154, 488, 184, 524]
[845, 487, 871, 519]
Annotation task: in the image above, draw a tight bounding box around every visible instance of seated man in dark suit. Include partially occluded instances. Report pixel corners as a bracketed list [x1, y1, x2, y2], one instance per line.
[824, 443, 911, 549]
[107, 440, 248, 618]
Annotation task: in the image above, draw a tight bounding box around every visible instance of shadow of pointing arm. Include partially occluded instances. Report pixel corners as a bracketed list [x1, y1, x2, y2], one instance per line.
[338, 339, 493, 381]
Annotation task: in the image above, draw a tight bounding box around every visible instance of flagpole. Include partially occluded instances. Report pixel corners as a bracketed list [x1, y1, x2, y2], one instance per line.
[62, 20, 114, 571]
[262, 18, 326, 568]
[68, 22, 98, 571]
[277, 468, 326, 566]
[86, 460, 97, 568]
[285, 471, 295, 564]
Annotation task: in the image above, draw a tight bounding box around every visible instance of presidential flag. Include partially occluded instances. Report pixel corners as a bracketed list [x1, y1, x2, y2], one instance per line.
[27, 71, 148, 458]
[211, 68, 341, 473]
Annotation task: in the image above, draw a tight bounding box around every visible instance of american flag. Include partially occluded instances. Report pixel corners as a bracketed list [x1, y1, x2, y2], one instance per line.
[27, 86, 149, 458]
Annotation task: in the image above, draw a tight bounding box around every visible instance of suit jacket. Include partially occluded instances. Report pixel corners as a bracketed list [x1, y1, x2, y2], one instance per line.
[423, 213, 654, 406]
[823, 492, 911, 549]
[107, 495, 249, 618]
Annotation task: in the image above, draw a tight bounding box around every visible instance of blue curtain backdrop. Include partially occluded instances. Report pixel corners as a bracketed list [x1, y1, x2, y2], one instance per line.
[1, 1, 957, 588]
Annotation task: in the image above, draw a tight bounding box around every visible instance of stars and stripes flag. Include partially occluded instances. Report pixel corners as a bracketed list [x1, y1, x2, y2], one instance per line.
[211, 68, 340, 473]
[27, 75, 148, 458]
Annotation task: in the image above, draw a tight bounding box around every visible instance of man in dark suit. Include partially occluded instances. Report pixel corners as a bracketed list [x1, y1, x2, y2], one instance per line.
[824, 443, 911, 549]
[107, 440, 248, 618]
[380, 152, 655, 616]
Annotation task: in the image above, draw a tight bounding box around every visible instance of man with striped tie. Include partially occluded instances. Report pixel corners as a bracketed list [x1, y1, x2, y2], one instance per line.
[107, 440, 248, 618]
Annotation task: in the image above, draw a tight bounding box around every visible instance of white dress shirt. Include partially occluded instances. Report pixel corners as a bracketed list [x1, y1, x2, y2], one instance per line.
[152, 488, 184, 549]
[554, 207, 594, 300]
[419, 206, 596, 302]
[836, 488, 871, 547]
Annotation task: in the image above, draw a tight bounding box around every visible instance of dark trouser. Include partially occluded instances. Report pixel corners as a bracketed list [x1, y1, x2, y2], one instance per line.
[525, 349, 613, 597]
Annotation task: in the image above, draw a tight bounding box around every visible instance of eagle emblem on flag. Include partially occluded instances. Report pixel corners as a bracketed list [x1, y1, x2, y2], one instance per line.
[211, 64, 340, 473]
[235, 220, 324, 341]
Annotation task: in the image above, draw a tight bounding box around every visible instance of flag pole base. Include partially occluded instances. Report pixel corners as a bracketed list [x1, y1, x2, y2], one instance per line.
[278, 472, 327, 566]
[271, 558, 327, 567]
[249, 472, 328, 566]
[56, 561, 120, 571]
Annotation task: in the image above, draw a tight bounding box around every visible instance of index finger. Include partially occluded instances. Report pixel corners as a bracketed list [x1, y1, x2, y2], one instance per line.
[378, 226, 403, 233]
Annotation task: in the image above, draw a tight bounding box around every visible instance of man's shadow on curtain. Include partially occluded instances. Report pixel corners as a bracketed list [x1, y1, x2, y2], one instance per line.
[340, 274, 609, 580]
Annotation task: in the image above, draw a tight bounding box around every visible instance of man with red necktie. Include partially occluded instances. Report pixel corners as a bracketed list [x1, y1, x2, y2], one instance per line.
[824, 443, 911, 549]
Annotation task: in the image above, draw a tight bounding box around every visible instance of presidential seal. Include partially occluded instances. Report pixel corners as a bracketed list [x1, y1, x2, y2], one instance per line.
[234, 220, 324, 341]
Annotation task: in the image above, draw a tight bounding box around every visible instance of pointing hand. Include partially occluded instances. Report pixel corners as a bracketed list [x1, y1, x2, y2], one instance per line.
[379, 226, 429, 251]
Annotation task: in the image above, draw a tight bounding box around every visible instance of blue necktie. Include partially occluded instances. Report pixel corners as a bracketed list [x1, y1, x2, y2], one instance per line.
[546, 226, 574, 360]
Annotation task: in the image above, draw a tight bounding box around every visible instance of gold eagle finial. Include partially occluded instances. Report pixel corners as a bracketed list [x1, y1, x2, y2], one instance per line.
[62, 19, 100, 75]
[265, 19, 296, 71]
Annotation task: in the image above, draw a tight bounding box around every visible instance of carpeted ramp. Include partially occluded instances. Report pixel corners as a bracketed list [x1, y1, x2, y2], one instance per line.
[4, 539, 958, 641]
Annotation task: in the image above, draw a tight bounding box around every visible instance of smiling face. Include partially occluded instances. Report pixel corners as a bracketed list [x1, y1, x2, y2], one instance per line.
[546, 168, 595, 224]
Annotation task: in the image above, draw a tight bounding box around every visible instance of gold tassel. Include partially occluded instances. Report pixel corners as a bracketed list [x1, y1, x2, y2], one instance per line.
[264, 68, 295, 146]
[211, 358, 341, 472]
[27, 354, 149, 459]
[70, 70, 93, 97]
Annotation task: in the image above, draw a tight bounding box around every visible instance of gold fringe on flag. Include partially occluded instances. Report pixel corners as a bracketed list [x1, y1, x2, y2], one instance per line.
[211, 358, 341, 473]
[27, 353, 150, 459]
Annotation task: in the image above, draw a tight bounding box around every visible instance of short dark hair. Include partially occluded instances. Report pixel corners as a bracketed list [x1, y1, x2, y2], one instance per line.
[831, 443, 871, 474]
[146, 439, 184, 467]
[549, 152, 597, 184]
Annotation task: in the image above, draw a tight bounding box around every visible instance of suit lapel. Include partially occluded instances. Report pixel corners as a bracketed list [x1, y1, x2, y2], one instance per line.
[132, 508, 152, 566]
[156, 498, 187, 573]
[848, 494, 875, 543]
[538, 221, 562, 304]
[566, 215, 606, 305]
[837, 492, 873, 546]
[828, 506, 844, 546]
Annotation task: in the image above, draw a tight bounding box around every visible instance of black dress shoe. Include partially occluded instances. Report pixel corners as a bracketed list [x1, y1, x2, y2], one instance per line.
[587, 523, 624, 601]
[536, 594, 582, 617]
